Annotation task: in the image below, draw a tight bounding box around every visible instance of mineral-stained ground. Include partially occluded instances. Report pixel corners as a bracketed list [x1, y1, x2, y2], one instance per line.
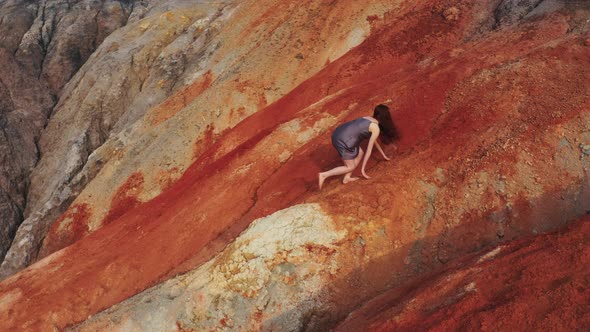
[0, 0, 588, 331]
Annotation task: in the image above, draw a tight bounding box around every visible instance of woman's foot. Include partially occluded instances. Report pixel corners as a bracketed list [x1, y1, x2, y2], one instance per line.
[318, 173, 327, 190]
[342, 176, 359, 184]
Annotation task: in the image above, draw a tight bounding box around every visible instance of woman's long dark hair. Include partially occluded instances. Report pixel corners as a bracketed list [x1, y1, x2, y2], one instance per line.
[373, 104, 399, 145]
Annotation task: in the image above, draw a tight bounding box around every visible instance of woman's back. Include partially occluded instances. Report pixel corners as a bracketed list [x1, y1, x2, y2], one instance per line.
[332, 117, 372, 149]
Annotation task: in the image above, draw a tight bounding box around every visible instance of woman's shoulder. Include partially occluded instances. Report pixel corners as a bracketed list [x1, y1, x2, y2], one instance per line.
[362, 116, 378, 124]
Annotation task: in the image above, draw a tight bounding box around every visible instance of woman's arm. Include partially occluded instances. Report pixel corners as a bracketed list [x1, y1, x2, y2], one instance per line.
[374, 141, 390, 161]
[361, 123, 380, 179]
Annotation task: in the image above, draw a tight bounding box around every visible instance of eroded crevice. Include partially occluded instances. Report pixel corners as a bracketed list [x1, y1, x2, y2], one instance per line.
[0, 0, 174, 276]
[37, 0, 49, 80]
[0, 0, 245, 278]
[91, 9, 100, 51]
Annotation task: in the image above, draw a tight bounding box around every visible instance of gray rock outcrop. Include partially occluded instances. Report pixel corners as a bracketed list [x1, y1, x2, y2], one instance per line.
[0, 0, 140, 269]
[0, 0, 239, 279]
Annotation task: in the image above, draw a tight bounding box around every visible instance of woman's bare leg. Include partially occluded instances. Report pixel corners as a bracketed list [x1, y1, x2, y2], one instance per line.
[343, 148, 364, 184]
[319, 159, 357, 189]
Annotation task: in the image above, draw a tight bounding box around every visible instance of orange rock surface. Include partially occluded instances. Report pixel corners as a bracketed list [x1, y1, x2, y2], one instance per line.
[336, 216, 590, 331]
[0, 0, 589, 330]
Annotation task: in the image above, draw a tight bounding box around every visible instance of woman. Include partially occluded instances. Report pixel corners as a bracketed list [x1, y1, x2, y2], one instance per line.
[318, 104, 399, 189]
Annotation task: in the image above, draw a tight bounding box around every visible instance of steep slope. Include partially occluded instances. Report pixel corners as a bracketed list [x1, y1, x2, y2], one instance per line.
[0, 0, 239, 278]
[74, 215, 590, 331]
[335, 216, 590, 331]
[0, 0, 142, 265]
[0, 0, 589, 331]
[1, 0, 390, 278]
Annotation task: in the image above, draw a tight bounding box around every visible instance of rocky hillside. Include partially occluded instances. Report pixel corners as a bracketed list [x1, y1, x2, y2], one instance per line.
[0, 0, 384, 278]
[0, 0, 589, 330]
[336, 216, 589, 331]
[0, 0, 136, 266]
[0, 0, 200, 276]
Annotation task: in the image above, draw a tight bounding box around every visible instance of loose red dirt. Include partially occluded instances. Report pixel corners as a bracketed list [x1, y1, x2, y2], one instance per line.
[336, 216, 590, 331]
[37, 203, 92, 260]
[0, 1, 589, 331]
[101, 171, 145, 226]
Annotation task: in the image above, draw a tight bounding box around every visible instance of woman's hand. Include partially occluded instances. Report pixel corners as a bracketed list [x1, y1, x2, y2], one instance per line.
[374, 140, 390, 161]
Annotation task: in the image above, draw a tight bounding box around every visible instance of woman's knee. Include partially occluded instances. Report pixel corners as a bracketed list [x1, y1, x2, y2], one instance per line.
[353, 153, 363, 166]
[343, 160, 356, 171]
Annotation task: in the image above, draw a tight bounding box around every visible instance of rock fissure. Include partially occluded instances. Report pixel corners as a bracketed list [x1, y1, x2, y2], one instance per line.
[37, 1, 49, 80]
[0, 0, 191, 275]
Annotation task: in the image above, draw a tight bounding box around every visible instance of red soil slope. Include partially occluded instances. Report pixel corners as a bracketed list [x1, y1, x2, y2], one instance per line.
[0, 1, 589, 330]
[336, 216, 590, 331]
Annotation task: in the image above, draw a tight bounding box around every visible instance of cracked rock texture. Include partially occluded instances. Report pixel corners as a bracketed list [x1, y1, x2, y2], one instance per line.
[0, 0, 589, 331]
[3, 1, 235, 278]
[1, 0, 388, 278]
[0, 0, 144, 265]
[73, 203, 346, 331]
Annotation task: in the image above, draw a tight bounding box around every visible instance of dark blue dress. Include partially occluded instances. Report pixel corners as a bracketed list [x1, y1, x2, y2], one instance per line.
[331, 118, 372, 160]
